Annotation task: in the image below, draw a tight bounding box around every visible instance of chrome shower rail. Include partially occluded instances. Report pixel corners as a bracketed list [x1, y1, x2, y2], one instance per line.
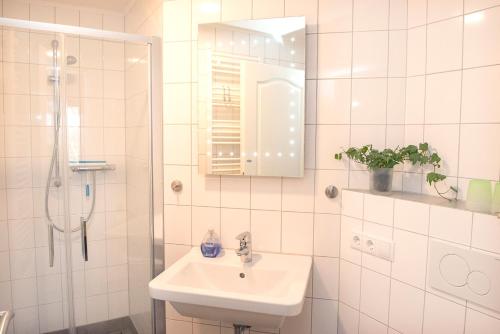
[0, 17, 152, 43]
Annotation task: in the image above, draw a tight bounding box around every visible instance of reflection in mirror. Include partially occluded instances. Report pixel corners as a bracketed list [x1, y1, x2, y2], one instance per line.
[198, 17, 306, 177]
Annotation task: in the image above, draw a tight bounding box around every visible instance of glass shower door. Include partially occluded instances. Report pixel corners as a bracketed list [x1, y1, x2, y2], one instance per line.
[0, 19, 156, 334]
[0, 24, 77, 334]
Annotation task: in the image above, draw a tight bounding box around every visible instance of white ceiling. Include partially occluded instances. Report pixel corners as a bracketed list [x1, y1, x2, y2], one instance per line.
[48, 0, 132, 12]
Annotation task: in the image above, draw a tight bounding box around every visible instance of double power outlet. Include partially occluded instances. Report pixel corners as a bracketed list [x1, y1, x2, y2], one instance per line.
[350, 230, 395, 261]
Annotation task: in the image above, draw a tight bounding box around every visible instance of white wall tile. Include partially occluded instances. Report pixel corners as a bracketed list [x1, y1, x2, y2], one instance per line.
[339, 260, 361, 309]
[394, 199, 429, 234]
[463, 6, 500, 68]
[465, 308, 500, 334]
[250, 177, 281, 210]
[407, 27, 426, 76]
[164, 83, 192, 124]
[359, 314, 388, 334]
[364, 193, 394, 226]
[56, 7, 79, 25]
[164, 42, 191, 83]
[389, 279, 425, 334]
[313, 256, 339, 299]
[13, 306, 39, 333]
[165, 205, 192, 245]
[318, 33, 352, 79]
[360, 268, 390, 323]
[3, 1, 29, 19]
[407, 0, 427, 27]
[338, 302, 359, 334]
[405, 75, 425, 124]
[392, 229, 428, 288]
[250, 210, 281, 252]
[423, 293, 466, 334]
[353, 0, 389, 31]
[458, 124, 500, 180]
[341, 190, 364, 219]
[221, 208, 250, 250]
[191, 171, 220, 207]
[80, 11, 103, 29]
[12, 277, 37, 308]
[312, 299, 338, 334]
[351, 79, 387, 124]
[86, 294, 108, 323]
[317, 79, 351, 125]
[252, 0, 284, 18]
[282, 170, 315, 212]
[462, 65, 500, 123]
[464, 0, 500, 13]
[352, 32, 388, 78]
[221, 0, 251, 21]
[389, 30, 407, 77]
[427, 0, 463, 23]
[429, 206, 472, 245]
[424, 71, 462, 124]
[318, 0, 353, 33]
[314, 214, 340, 257]
[221, 176, 250, 209]
[427, 17, 463, 73]
[282, 212, 313, 255]
[471, 213, 500, 254]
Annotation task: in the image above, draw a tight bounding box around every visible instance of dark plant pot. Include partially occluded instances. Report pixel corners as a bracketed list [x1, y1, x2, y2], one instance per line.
[370, 168, 393, 193]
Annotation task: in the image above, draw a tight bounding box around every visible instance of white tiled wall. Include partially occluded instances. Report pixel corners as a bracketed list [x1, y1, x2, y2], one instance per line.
[404, 0, 500, 198]
[0, 1, 129, 333]
[161, 0, 406, 333]
[159, 0, 500, 333]
[340, 189, 500, 334]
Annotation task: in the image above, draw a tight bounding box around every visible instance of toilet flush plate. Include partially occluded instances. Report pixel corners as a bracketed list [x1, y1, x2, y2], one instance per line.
[429, 240, 500, 312]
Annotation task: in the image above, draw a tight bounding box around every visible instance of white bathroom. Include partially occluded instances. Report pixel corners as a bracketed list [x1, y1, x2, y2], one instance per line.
[0, 0, 499, 333]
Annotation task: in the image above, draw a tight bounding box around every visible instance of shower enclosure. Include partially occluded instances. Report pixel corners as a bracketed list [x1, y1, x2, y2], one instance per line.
[0, 17, 164, 334]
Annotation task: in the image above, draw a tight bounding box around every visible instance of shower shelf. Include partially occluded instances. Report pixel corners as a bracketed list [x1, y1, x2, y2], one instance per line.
[69, 161, 116, 172]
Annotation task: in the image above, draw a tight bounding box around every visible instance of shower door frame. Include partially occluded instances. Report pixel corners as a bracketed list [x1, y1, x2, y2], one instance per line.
[0, 17, 165, 334]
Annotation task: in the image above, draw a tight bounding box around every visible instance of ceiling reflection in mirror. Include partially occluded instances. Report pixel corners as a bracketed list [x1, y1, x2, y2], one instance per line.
[197, 17, 306, 177]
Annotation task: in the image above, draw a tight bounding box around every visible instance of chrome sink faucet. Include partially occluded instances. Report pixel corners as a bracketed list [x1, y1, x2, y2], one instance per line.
[235, 231, 252, 263]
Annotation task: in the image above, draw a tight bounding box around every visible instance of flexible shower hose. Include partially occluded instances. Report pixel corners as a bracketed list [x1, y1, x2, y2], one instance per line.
[44, 40, 96, 234]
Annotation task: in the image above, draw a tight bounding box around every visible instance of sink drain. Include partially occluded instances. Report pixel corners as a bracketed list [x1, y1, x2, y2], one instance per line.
[239, 273, 245, 278]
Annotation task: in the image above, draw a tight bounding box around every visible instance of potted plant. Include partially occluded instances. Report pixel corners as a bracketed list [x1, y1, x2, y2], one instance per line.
[334, 143, 458, 200]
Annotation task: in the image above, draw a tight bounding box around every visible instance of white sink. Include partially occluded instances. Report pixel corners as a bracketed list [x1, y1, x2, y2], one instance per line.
[149, 247, 312, 328]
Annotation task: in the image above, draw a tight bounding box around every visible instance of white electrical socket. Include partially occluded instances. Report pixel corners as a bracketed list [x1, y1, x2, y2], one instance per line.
[351, 231, 362, 250]
[350, 231, 394, 261]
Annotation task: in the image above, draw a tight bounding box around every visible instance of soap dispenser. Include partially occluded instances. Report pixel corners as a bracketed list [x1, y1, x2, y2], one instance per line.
[200, 229, 221, 258]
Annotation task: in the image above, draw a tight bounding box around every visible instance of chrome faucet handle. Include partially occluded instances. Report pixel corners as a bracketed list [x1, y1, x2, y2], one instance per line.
[235, 231, 252, 263]
[235, 231, 251, 243]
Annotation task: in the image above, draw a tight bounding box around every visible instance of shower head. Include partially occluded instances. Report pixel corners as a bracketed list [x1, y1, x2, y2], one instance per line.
[66, 55, 78, 65]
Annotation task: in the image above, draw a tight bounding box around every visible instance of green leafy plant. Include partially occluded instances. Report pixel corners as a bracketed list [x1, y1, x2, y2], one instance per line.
[335, 143, 458, 201]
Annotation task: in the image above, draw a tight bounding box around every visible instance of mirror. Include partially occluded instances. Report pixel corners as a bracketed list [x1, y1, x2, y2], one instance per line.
[197, 17, 306, 177]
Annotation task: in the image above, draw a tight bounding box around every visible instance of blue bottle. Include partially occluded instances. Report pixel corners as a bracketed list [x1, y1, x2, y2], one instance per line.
[200, 229, 221, 258]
